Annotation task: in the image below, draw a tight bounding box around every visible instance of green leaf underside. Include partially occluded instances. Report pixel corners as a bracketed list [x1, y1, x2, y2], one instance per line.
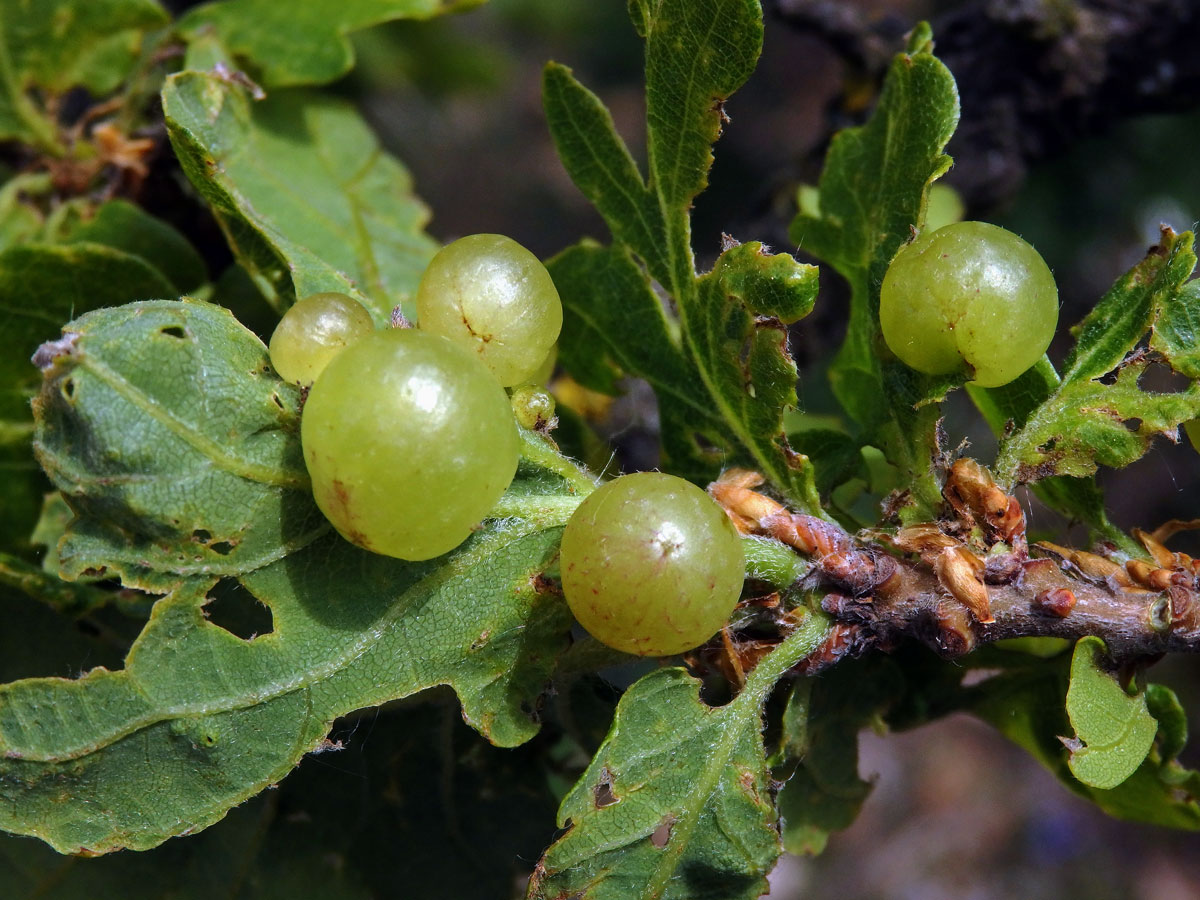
[528, 613, 832, 900]
[32, 300, 325, 593]
[0, 0, 168, 146]
[0, 243, 177, 547]
[545, 2, 822, 509]
[6, 298, 591, 852]
[788, 24, 960, 517]
[0, 528, 571, 854]
[162, 70, 437, 322]
[966, 654, 1200, 829]
[0, 700, 560, 899]
[1152, 279, 1200, 377]
[993, 231, 1200, 485]
[178, 0, 480, 88]
[1064, 637, 1158, 790]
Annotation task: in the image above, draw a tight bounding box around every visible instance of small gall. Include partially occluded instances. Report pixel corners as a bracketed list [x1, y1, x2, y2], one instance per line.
[1035, 588, 1076, 618]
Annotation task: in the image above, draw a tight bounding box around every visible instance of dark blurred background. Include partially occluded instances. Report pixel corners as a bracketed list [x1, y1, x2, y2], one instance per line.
[152, 0, 1200, 894]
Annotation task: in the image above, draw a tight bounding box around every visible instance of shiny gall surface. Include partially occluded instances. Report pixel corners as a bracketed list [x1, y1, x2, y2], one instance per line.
[559, 472, 745, 656]
[302, 328, 519, 560]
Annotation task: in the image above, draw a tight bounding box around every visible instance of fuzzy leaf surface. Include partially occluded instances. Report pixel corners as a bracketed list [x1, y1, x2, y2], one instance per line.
[163, 71, 437, 321]
[178, 0, 479, 88]
[994, 231, 1200, 484]
[528, 614, 831, 900]
[636, 0, 762, 297]
[8, 301, 590, 853]
[1061, 229, 1196, 383]
[548, 241, 724, 480]
[690, 240, 820, 508]
[32, 300, 323, 593]
[788, 25, 960, 515]
[1064, 637, 1158, 790]
[542, 63, 669, 288]
[1152, 279, 1200, 378]
[0, 699, 559, 898]
[0, 523, 573, 853]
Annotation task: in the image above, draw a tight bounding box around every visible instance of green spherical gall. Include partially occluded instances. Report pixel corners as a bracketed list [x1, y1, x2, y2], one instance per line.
[302, 329, 519, 560]
[510, 384, 556, 430]
[268, 292, 374, 385]
[879, 221, 1059, 388]
[559, 472, 745, 657]
[416, 234, 563, 386]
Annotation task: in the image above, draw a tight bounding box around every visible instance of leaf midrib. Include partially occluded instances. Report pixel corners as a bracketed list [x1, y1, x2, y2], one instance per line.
[3, 519, 563, 763]
[79, 353, 311, 490]
[642, 614, 831, 898]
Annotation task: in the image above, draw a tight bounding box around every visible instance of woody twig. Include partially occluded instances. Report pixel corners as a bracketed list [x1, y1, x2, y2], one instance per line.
[709, 463, 1200, 672]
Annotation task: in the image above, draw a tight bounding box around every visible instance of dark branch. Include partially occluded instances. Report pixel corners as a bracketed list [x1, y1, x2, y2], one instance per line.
[771, 0, 1200, 209]
[709, 462, 1200, 673]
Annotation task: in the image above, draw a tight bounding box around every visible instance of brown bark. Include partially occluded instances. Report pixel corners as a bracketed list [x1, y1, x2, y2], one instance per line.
[709, 461, 1200, 672]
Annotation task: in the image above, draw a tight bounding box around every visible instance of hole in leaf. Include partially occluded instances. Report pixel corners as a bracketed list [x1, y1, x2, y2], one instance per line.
[210, 541, 235, 556]
[192, 528, 212, 543]
[593, 766, 618, 808]
[60, 378, 75, 401]
[1144, 364, 1192, 393]
[160, 325, 187, 339]
[76, 619, 101, 637]
[1124, 417, 1144, 433]
[203, 580, 274, 641]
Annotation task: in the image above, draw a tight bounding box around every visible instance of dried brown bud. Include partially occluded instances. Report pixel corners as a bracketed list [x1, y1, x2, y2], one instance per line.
[1125, 559, 1160, 589]
[708, 480, 785, 526]
[761, 512, 850, 557]
[1035, 588, 1077, 618]
[792, 623, 859, 675]
[944, 458, 1027, 546]
[933, 599, 977, 656]
[1148, 518, 1200, 547]
[1167, 580, 1200, 631]
[946, 458, 1008, 519]
[1133, 528, 1177, 570]
[714, 468, 764, 490]
[1037, 542, 1136, 589]
[819, 550, 897, 597]
[888, 524, 960, 564]
[720, 507, 759, 535]
[935, 545, 993, 623]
